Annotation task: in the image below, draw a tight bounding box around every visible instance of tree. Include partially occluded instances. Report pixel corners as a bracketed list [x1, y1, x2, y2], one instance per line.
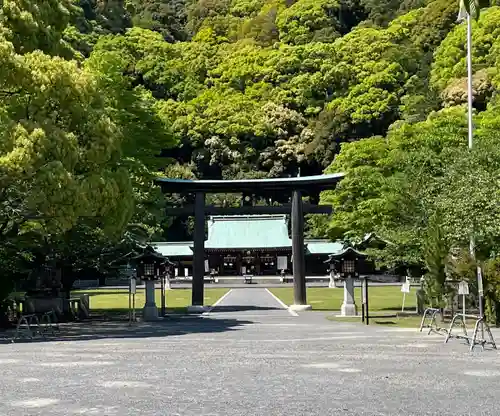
[0, 46, 135, 234]
[0, 28, 172, 306]
[408, 0, 458, 51]
[0, 0, 78, 56]
[430, 7, 500, 93]
[85, 40, 177, 166]
[128, 0, 188, 42]
[320, 107, 466, 263]
[76, 0, 131, 34]
[422, 213, 451, 309]
[321, 101, 500, 305]
[276, 0, 349, 45]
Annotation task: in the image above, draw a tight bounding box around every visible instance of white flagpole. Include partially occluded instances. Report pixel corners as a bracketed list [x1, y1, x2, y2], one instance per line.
[466, 13, 473, 150]
[458, 1, 484, 318]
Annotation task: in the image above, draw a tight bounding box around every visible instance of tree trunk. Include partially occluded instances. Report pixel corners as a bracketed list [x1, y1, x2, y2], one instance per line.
[495, 301, 500, 327]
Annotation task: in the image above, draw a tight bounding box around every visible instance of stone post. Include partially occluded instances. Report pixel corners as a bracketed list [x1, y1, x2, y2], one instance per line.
[341, 276, 357, 316]
[143, 280, 158, 321]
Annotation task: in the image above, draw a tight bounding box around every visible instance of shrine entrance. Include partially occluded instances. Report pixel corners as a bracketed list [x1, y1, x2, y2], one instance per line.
[156, 174, 344, 311]
[241, 251, 255, 275]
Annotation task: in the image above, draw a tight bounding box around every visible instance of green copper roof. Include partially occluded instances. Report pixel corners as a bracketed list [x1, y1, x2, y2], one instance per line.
[153, 218, 346, 254]
[205, 215, 292, 250]
[327, 246, 367, 259]
[153, 242, 193, 257]
[305, 239, 344, 255]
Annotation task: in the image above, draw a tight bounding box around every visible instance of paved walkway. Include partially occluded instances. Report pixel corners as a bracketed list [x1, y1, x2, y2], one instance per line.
[1, 290, 500, 415]
[204, 288, 293, 318]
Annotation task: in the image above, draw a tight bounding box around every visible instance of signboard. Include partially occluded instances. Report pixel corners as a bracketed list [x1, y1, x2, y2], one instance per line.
[458, 281, 469, 295]
[130, 278, 136, 294]
[277, 256, 287, 271]
[241, 266, 246, 275]
[204, 260, 210, 273]
[401, 282, 410, 293]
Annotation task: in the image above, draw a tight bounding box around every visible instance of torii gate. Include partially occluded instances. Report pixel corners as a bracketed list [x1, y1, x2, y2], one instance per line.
[156, 173, 344, 311]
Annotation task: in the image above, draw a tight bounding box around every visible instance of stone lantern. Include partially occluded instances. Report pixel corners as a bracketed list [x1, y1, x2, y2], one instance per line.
[132, 246, 167, 321]
[326, 247, 366, 316]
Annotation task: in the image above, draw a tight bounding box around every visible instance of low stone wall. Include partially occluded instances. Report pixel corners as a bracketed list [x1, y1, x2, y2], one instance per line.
[23, 295, 90, 319]
[24, 297, 64, 315]
[73, 279, 99, 289]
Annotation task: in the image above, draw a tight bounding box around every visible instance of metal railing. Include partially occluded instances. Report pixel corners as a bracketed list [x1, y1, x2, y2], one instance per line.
[445, 313, 497, 352]
[12, 310, 60, 342]
[419, 308, 448, 335]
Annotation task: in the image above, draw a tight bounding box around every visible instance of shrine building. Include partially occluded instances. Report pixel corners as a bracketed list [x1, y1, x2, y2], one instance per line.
[153, 214, 342, 277]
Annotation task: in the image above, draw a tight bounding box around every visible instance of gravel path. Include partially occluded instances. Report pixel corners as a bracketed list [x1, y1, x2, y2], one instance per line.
[0, 290, 499, 416]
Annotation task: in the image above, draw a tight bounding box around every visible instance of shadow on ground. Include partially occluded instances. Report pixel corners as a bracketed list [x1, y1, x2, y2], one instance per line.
[90, 307, 188, 319]
[377, 307, 418, 312]
[91, 304, 283, 318]
[1, 315, 252, 345]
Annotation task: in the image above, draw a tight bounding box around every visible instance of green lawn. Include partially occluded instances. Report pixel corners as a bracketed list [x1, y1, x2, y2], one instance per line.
[269, 286, 424, 328]
[270, 286, 482, 329]
[269, 286, 416, 312]
[72, 288, 229, 315]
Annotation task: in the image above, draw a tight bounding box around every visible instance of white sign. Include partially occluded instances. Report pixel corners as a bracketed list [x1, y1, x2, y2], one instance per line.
[401, 282, 410, 293]
[241, 266, 246, 275]
[458, 281, 469, 295]
[204, 260, 210, 273]
[130, 278, 136, 294]
[277, 256, 287, 271]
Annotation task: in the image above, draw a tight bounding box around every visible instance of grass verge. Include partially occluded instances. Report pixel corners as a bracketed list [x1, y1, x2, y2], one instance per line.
[72, 288, 229, 315]
[268, 286, 417, 312]
[269, 286, 422, 328]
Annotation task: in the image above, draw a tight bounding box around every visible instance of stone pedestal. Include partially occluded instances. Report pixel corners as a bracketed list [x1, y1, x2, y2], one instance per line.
[143, 280, 158, 321]
[329, 272, 336, 289]
[289, 304, 312, 312]
[341, 277, 357, 316]
[78, 294, 90, 319]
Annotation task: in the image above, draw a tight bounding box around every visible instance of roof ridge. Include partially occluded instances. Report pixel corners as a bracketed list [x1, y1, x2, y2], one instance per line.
[152, 241, 193, 245]
[209, 214, 286, 221]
